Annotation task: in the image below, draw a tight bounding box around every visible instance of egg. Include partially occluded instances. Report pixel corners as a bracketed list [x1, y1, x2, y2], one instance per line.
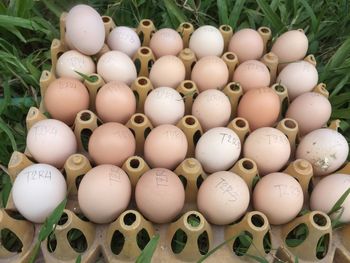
[286, 92, 331, 135]
[197, 171, 249, 225]
[237, 87, 280, 130]
[233, 60, 270, 92]
[271, 30, 308, 64]
[27, 119, 77, 168]
[135, 168, 185, 223]
[65, 5, 105, 55]
[88, 122, 136, 166]
[189, 25, 224, 59]
[149, 28, 183, 58]
[78, 165, 131, 223]
[149, 55, 185, 88]
[192, 89, 231, 131]
[144, 124, 187, 169]
[228, 28, 264, 62]
[107, 26, 141, 57]
[95, 81, 136, 123]
[12, 164, 67, 223]
[276, 61, 318, 100]
[244, 127, 291, 175]
[97, 51, 137, 85]
[191, 56, 229, 92]
[253, 172, 303, 225]
[195, 127, 241, 173]
[144, 87, 185, 126]
[296, 128, 349, 176]
[56, 50, 95, 80]
[44, 77, 90, 125]
[310, 174, 350, 223]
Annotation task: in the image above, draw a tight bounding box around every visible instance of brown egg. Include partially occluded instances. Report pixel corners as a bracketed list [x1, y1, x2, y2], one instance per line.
[191, 56, 229, 92]
[88, 122, 136, 166]
[95, 81, 136, 124]
[237, 87, 280, 130]
[44, 78, 89, 125]
[144, 124, 187, 169]
[149, 55, 185, 88]
[233, 60, 270, 92]
[135, 168, 185, 223]
[149, 28, 183, 58]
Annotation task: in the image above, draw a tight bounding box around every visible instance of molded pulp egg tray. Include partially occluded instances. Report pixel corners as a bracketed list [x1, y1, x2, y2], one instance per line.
[1, 13, 350, 263]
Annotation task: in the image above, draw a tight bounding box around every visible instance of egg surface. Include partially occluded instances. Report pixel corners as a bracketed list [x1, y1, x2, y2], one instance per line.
[107, 26, 141, 57]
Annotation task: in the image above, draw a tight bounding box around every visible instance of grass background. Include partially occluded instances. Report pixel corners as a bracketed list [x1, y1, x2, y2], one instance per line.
[0, 0, 350, 204]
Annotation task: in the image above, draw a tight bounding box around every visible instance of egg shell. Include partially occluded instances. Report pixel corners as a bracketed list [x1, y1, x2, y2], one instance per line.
[197, 171, 250, 225]
[27, 119, 77, 168]
[135, 168, 185, 223]
[44, 77, 90, 125]
[228, 28, 264, 62]
[88, 122, 136, 166]
[66, 5, 105, 55]
[276, 61, 318, 100]
[56, 50, 95, 80]
[144, 87, 185, 126]
[189, 25, 224, 59]
[253, 172, 303, 225]
[12, 164, 67, 223]
[107, 26, 141, 57]
[310, 173, 350, 223]
[195, 127, 241, 173]
[144, 124, 187, 170]
[95, 81, 136, 124]
[286, 92, 331, 135]
[149, 55, 185, 88]
[296, 128, 349, 176]
[149, 28, 183, 58]
[237, 87, 280, 130]
[271, 30, 308, 64]
[191, 56, 229, 92]
[232, 60, 270, 92]
[243, 127, 291, 175]
[78, 165, 131, 224]
[97, 51, 137, 85]
[192, 89, 231, 131]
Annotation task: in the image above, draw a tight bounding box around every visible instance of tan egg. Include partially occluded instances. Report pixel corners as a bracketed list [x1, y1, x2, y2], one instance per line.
[144, 124, 187, 169]
[149, 28, 183, 58]
[95, 81, 136, 124]
[97, 51, 137, 85]
[237, 87, 280, 130]
[276, 61, 318, 100]
[286, 92, 331, 135]
[135, 168, 185, 223]
[66, 5, 105, 55]
[228, 28, 264, 62]
[88, 122, 136, 166]
[149, 55, 185, 88]
[191, 56, 229, 92]
[44, 77, 89, 125]
[26, 119, 77, 168]
[271, 30, 308, 64]
[78, 165, 131, 223]
[253, 172, 303, 225]
[243, 127, 291, 175]
[56, 50, 95, 80]
[107, 26, 141, 57]
[197, 171, 250, 225]
[233, 60, 270, 92]
[192, 89, 231, 131]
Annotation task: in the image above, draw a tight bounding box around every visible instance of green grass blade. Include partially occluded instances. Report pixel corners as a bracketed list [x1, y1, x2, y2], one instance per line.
[256, 0, 286, 33]
[163, 0, 186, 26]
[331, 109, 350, 120]
[197, 235, 237, 262]
[0, 120, 17, 151]
[298, 0, 318, 33]
[328, 187, 350, 216]
[217, 0, 228, 25]
[1, 173, 12, 207]
[75, 254, 82, 263]
[135, 234, 160, 263]
[228, 0, 246, 29]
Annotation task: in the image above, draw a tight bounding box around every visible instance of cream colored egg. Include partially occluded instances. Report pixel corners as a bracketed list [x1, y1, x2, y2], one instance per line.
[107, 26, 141, 57]
[149, 28, 183, 58]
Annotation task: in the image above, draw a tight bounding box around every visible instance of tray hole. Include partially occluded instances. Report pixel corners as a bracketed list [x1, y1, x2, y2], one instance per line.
[274, 84, 285, 93]
[192, 92, 198, 100]
[316, 234, 330, 259]
[137, 228, 151, 250]
[220, 25, 231, 32]
[196, 174, 204, 189]
[5, 211, 26, 220]
[141, 47, 149, 55]
[134, 114, 145, 124]
[242, 160, 254, 170]
[285, 223, 308, 247]
[80, 112, 91, 121]
[225, 53, 235, 60]
[80, 129, 92, 152]
[58, 212, 68, 225]
[284, 119, 296, 129]
[251, 214, 265, 228]
[75, 174, 84, 190]
[263, 232, 272, 254]
[193, 130, 202, 146]
[233, 231, 253, 256]
[252, 175, 260, 190]
[102, 16, 111, 23]
[138, 31, 144, 44]
[1, 228, 23, 253]
[313, 213, 327, 227]
[123, 212, 137, 226]
[129, 128, 136, 137]
[130, 158, 140, 169]
[230, 83, 240, 91]
[281, 97, 289, 117]
[198, 231, 209, 255]
[134, 58, 141, 75]
[142, 20, 150, 26]
[185, 116, 196, 125]
[183, 81, 193, 90]
[187, 213, 201, 227]
[148, 59, 154, 71]
[171, 229, 187, 254]
[138, 77, 148, 86]
[191, 61, 196, 70]
[260, 27, 270, 34]
[178, 175, 187, 189]
[182, 23, 191, 29]
[67, 228, 87, 253]
[144, 127, 152, 139]
[111, 230, 125, 255]
[133, 90, 140, 106]
[57, 51, 63, 59]
[47, 233, 57, 253]
[235, 118, 246, 128]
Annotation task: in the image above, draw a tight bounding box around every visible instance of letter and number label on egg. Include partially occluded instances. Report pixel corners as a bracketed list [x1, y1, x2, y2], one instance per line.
[25, 169, 52, 182]
[155, 169, 169, 187]
[220, 132, 241, 148]
[265, 133, 288, 145]
[33, 125, 58, 137]
[215, 177, 239, 202]
[108, 166, 122, 184]
[273, 184, 301, 197]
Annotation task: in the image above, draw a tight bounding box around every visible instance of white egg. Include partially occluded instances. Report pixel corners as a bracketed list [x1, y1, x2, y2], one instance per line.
[12, 164, 67, 223]
[107, 26, 141, 57]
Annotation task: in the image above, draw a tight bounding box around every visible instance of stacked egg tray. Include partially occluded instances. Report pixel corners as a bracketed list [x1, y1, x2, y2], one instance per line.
[1, 9, 350, 263]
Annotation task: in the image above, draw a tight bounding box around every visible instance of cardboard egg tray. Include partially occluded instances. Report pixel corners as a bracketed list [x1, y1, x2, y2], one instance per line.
[1, 15, 350, 263]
